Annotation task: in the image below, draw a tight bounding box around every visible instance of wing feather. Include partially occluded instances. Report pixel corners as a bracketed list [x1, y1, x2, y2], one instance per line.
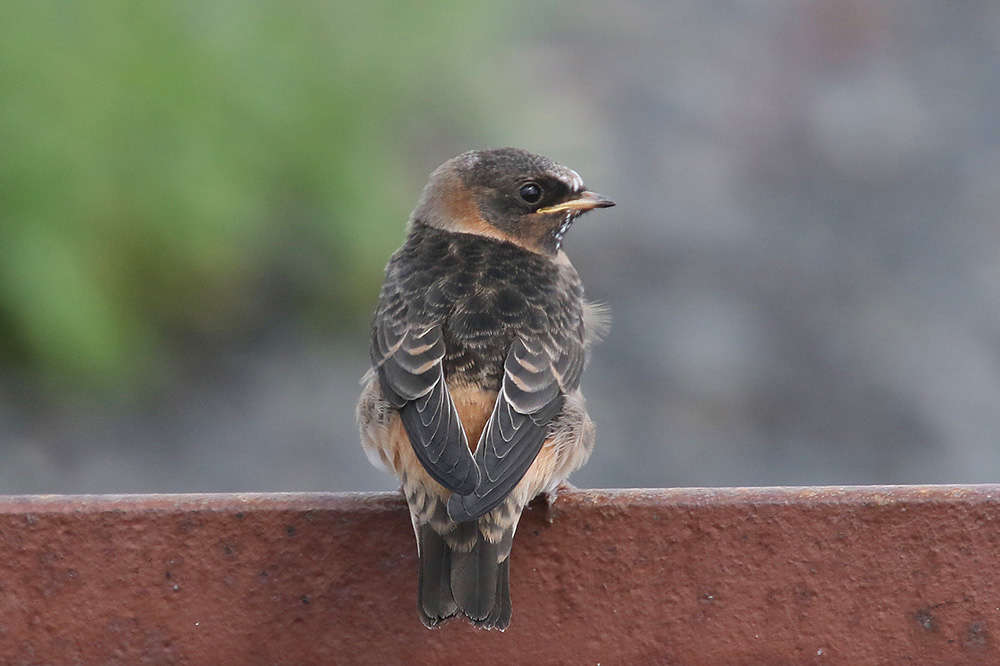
[375, 321, 480, 495]
[447, 337, 583, 522]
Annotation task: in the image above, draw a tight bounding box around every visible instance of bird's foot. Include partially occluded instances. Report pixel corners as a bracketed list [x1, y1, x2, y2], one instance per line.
[542, 481, 577, 523]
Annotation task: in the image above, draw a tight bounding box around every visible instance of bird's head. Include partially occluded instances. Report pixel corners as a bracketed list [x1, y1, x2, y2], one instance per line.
[411, 147, 615, 255]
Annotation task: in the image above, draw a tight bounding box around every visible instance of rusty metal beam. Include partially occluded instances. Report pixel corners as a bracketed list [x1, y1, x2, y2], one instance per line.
[0, 486, 997, 664]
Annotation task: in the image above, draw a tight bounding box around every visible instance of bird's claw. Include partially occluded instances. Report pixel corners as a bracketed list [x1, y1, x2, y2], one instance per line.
[543, 481, 577, 523]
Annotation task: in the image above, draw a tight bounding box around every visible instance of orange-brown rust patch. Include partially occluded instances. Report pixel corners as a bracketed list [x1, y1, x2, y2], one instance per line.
[449, 384, 498, 453]
[435, 177, 545, 254]
[385, 417, 448, 501]
[378, 385, 498, 499]
[514, 440, 559, 500]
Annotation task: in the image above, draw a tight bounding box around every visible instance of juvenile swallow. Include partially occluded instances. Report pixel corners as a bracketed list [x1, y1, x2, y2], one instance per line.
[357, 147, 613, 630]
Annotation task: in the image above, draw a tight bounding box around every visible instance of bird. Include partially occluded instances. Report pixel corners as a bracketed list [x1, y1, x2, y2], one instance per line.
[356, 147, 614, 630]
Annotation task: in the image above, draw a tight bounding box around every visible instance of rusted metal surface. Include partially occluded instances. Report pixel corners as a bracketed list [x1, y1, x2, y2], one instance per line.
[0, 486, 997, 665]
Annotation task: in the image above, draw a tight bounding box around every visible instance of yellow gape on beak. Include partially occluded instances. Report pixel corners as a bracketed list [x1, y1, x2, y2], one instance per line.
[536, 190, 615, 215]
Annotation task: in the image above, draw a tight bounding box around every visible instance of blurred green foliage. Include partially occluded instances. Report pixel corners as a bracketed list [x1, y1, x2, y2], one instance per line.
[0, 1, 506, 391]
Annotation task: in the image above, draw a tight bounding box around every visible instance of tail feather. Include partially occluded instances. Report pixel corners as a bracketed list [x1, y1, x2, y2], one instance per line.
[417, 525, 457, 627]
[451, 536, 500, 624]
[483, 558, 511, 629]
[415, 520, 512, 630]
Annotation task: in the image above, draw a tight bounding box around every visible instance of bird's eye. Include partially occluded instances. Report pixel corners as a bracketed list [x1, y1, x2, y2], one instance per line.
[517, 182, 542, 205]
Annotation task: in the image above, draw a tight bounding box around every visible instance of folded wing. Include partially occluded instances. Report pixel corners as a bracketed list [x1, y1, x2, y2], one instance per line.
[448, 337, 583, 522]
[375, 319, 480, 495]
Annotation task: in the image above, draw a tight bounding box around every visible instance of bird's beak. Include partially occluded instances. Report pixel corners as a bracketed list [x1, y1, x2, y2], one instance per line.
[536, 191, 616, 215]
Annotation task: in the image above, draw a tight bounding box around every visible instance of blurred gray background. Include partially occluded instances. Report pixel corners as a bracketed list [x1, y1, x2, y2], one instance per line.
[2, 1, 999, 495]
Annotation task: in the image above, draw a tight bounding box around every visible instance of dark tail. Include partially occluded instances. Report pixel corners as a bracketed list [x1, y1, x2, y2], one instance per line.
[416, 522, 511, 630]
[417, 522, 458, 627]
